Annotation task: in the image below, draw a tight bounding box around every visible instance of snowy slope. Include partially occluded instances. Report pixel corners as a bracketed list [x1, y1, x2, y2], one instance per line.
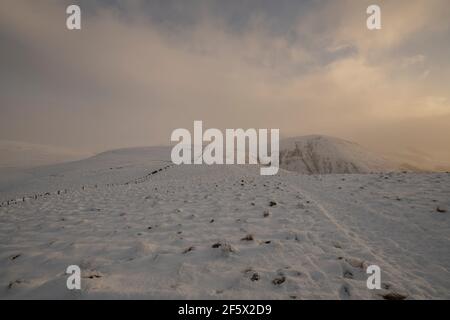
[0, 144, 449, 299]
[280, 135, 398, 174]
[0, 146, 172, 202]
[0, 161, 449, 299]
[0, 141, 90, 168]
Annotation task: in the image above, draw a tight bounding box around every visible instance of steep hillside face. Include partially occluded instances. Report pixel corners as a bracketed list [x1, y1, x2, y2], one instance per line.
[279, 135, 397, 174]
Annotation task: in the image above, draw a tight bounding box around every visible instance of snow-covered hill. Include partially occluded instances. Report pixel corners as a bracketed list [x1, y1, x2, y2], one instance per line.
[280, 135, 398, 174]
[0, 146, 172, 202]
[0, 143, 449, 299]
[0, 163, 449, 299]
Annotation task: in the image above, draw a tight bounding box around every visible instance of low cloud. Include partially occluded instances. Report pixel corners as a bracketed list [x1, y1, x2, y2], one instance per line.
[0, 0, 449, 162]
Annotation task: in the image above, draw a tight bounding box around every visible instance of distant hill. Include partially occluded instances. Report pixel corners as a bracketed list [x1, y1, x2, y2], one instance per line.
[279, 135, 398, 174]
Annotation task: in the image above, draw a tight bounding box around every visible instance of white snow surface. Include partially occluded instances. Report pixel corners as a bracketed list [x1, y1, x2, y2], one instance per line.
[0, 145, 449, 299]
[0, 146, 171, 203]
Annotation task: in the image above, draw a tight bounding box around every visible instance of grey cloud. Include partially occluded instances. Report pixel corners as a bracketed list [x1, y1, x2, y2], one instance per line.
[0, 0, 449, 163]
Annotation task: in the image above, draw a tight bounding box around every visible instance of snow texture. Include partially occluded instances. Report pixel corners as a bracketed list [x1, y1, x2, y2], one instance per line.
[0, 143, 449, 299]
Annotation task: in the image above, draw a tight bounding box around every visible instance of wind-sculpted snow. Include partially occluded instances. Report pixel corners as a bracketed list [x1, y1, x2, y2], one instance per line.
[0, 161, 448, 299]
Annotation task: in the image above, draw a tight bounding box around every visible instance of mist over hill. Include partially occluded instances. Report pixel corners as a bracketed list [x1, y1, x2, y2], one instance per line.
[0, 140, 90, 168]
[279, 135, 398, 174]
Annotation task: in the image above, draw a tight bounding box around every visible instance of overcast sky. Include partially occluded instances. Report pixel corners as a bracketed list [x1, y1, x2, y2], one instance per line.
[1, 0, 449, 162]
